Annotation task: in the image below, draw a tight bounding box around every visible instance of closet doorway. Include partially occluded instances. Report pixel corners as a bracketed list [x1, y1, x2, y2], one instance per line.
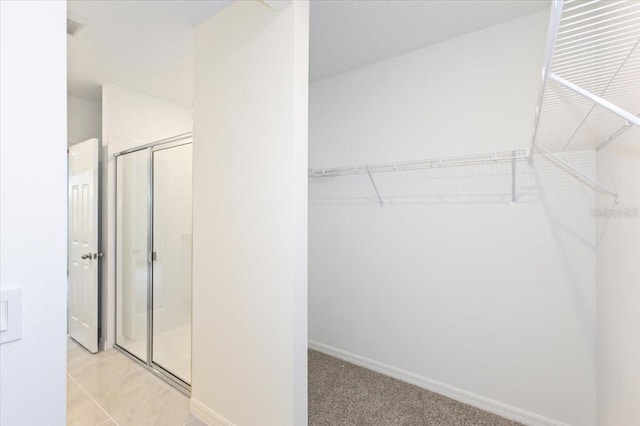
[114, 134, 193, 392]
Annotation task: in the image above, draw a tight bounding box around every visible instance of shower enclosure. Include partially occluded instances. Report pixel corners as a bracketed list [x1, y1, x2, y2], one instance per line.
[115, 134, 193, 391]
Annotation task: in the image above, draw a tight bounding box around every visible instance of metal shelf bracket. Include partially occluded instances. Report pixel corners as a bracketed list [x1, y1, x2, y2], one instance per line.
[536, 145, 618, 199]
[366, 167, 383, 206]
[511, 150, 517, 205]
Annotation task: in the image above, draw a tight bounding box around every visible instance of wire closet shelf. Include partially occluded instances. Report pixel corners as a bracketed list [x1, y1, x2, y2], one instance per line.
[308, 150, 528, 178]
[309, 150, 527, 206]
[530, 0, 640, 153]
[310, 0, 638, 203]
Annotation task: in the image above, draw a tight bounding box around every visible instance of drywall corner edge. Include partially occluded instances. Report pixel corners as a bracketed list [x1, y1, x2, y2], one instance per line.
[308, 341, 571, 426]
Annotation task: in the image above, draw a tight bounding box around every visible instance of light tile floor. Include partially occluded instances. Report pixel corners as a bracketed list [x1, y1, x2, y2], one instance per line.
[67, 337, 207, 426]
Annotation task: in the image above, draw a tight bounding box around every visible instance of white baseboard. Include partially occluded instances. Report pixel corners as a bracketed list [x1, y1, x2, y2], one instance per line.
[190, 398, 236, 426]
[308, 340, 569, 426]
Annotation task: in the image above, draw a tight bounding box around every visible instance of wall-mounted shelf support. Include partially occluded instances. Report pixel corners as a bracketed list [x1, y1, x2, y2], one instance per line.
[511, 150, 517, 205]
[366, 167, 383, 206]
[536, 145, 617, 199]
[596, 116, 639, 151]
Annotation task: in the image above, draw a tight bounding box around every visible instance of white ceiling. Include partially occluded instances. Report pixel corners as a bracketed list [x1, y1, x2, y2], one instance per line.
[68, 0, 550, 106]
[67, 0, 231, 106]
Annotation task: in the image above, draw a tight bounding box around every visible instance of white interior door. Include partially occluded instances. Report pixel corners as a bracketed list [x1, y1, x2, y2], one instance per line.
[68, 138, 100, 353]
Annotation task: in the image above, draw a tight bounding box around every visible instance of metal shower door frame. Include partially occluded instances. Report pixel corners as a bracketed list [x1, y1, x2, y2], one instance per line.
[113, 133, 193, 395]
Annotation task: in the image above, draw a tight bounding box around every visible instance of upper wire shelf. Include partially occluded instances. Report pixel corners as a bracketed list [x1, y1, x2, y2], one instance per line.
[531, 0, 640, 153]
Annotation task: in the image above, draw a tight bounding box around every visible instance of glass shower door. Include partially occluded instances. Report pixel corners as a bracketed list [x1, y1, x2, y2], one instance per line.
[151, 143, 193, 384]
[115, 149, 150, 362]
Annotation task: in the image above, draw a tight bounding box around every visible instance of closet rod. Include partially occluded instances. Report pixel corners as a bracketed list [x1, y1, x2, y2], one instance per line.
[308, 150, 529, 178]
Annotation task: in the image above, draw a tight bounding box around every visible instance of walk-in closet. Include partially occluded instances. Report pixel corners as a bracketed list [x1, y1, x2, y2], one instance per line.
[306, 1, 639, 425]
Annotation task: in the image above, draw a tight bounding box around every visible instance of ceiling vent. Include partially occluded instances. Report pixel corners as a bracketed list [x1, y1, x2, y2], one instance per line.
[67, 15, 89, 37]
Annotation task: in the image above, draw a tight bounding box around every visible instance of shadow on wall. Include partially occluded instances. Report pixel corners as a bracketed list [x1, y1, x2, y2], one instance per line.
[531, 150, 597, 364]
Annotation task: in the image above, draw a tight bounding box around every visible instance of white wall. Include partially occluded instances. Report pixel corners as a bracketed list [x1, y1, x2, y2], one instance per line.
[309, 10, 597, 426]
[68, 95, 101, 146]
[102, 83, 192, 150]
[0, 1, 67, 425]
[191, 1, 309, 425]
[596, 126, 640, 424]
[101, 83, 192, 349]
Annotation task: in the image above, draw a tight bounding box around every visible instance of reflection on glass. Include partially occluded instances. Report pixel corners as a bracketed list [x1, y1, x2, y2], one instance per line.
[152, 144, 192, 384]
[116, 150, 149, 362]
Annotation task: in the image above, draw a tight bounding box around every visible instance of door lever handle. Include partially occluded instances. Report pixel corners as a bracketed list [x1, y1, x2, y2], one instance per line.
[81, 254, 91, 260]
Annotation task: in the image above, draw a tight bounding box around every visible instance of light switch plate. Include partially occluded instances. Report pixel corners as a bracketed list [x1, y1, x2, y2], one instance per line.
[0, 286, 22, 344]
[0, 301, 8, 331]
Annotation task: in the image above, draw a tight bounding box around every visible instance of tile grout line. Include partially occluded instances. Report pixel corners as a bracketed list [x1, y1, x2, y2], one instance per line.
[67, 347, 150, 391]
[130, 382, 199, 425]
[68, 343, 196, 425]
[114, 387, 171, 417]
[68, 358, 148, 396]
[67, 347, 128, 376]
[114, 386, 197, 426]
[74, 368, 172, 424]
[67, 373, 119, 426]
[105, 386, 177, 422]
[182, 417, 198, 426]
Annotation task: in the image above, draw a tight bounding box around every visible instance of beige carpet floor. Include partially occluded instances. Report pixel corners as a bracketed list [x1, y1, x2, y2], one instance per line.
[309, 350, 521, 426]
